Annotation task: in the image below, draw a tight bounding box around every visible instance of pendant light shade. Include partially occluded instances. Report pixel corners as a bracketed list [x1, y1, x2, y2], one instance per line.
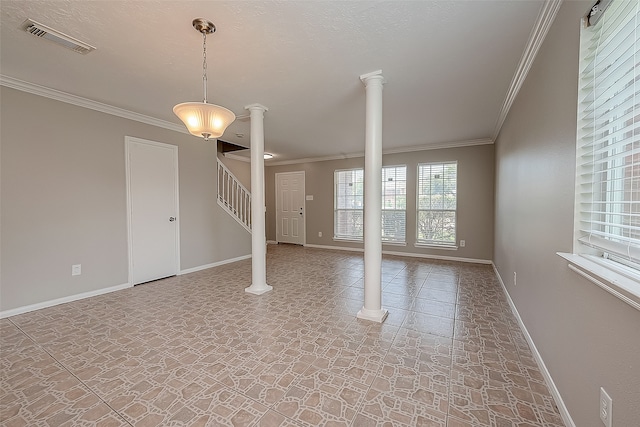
[174, 18, 235, 141]
[173, 102, 235, 139]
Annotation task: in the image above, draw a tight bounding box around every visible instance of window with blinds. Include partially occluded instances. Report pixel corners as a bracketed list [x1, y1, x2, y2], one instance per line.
[417, 162, 457, 246]
[382, 166, 407, 243]
[577, 0, 640, 270]
[334, 166, 407, 242]
[334, 169, 364, 239]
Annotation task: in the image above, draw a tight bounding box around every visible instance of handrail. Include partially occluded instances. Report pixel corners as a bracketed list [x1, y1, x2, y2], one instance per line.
[217, 159, 251, 233]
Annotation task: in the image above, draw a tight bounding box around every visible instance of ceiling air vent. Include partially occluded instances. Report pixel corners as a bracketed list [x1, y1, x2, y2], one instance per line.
[22, 19, 95, 54]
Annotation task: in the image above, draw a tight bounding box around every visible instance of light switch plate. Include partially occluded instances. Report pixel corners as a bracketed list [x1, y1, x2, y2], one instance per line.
[71, 264, 81, 276]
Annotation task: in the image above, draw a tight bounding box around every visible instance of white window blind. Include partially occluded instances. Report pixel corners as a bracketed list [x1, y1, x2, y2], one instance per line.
[417, 162, 457, 246]
[577, 0, 640, 268]
[382, 166, 407, 243]
[334, 169, 364, 239]
[334, 166, 407, 241]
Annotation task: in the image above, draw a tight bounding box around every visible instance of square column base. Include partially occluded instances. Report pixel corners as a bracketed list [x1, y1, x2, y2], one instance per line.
[245, 284, 273, 295]
[357, 307, 388, 323]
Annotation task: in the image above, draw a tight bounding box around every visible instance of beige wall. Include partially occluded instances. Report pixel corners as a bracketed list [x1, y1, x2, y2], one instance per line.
[0, 87, 251, 313]
[494, 2, 640, 426]
[265, 144, 494, 262]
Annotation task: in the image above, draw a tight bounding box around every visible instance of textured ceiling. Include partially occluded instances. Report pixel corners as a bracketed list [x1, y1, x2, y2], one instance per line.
[0, 0, 545, 162]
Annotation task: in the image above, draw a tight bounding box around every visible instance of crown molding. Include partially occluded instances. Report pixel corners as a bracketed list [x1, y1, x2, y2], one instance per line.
[1, 74, 495, 164]
[0, 75, 188, 134]
[266, 137, 494, 166]
[491, 0, 563, 141]
[382, 138, 494, 155]
[268, 151, 365, 166]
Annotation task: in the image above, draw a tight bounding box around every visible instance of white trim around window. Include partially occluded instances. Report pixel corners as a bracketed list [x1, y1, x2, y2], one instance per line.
[564, 0, 640, 305]
[334, 168, 364, 240]
[334, 166, 408, 243]
[382, 165, 407, 244]
[416, 161, 458, 247]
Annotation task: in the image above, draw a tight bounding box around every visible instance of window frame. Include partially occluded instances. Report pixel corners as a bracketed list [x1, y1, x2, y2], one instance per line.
[415, 161, 458, 248]
[333, 168, 365, 241]
[574, 0, 640, 268]
[561, 0, 640, 311]
[333, 165, 408, 243]
[381, 165, 407, 244]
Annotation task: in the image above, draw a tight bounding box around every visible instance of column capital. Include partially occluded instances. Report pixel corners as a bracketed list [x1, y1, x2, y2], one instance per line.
[360, 70, 385, 85]
[244, 103, 269, 112]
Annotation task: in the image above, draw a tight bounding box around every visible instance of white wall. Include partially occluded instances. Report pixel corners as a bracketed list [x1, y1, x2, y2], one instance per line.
[0, 87, 251, 314]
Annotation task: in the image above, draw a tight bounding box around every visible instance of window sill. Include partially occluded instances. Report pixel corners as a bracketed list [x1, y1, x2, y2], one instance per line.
[332, 238, 407, 247]
[414, 243, 458, 251]
[333, 237, 363, 243]
[557, 252, 640, 311]
[382, 241, 407, 247]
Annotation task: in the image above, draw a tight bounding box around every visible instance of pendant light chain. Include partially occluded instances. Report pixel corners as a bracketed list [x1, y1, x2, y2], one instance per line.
[202, 31, 208, 104]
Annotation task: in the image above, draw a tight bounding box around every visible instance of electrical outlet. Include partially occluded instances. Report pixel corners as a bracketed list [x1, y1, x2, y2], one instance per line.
[600, 387, 612, 427]
[514, 271, 517, 286]
[318, 231, 322, 237]
[459, 240, 466, 247]
[71, 264, 81, 276]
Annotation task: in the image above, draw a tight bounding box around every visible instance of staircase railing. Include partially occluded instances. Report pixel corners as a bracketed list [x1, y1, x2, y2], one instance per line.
[217, 159, 251, 233]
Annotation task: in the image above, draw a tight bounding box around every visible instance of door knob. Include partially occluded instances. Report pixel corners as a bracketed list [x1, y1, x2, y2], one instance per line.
[169, 217, 176, 222]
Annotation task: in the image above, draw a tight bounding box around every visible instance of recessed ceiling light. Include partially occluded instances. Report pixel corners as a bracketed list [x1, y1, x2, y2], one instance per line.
[264, 153, 274, 159]
[236, 133, 244, 138]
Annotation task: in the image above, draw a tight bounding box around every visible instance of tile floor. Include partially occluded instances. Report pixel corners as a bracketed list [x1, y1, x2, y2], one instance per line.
[1, 244, 565, 426]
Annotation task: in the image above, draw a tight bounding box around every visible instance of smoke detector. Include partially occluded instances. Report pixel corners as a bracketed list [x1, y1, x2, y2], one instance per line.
[22, 19, 95, 54]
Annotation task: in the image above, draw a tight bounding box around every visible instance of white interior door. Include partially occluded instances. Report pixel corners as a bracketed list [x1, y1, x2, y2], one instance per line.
[126, 137, 180, 285]
[276, 171, 305, 245]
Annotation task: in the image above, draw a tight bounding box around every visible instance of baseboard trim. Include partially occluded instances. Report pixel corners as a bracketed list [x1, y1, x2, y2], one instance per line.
[383, 249, 491, 265]
[491, 263, 576, 427]
[179, 254, 252, 275]
[304, 243, 364, 253]
[1, 254, 253, 319]
[304, 243, 491, 264]
[0, 282, 131, 319]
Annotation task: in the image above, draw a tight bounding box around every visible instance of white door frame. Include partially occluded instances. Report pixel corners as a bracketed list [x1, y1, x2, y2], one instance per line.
[125, 136, 180, 286]
[275, 171, 306, 245]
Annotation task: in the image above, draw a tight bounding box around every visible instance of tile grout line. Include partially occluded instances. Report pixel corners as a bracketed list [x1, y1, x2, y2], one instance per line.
[7, 317, 135, 427]
[444, 273, 461, 427]
[500, 295, 562, 426]
[346, 312, 400, 426]
[3, 248, 566, 426]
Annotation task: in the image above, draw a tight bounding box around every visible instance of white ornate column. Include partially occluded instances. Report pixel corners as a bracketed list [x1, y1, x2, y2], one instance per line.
[245, 103, 272, 295]
[357, 70, 388, 323]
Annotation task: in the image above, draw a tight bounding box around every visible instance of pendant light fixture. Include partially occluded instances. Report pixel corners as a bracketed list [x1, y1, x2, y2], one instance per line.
[174, 18, 235, 140]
